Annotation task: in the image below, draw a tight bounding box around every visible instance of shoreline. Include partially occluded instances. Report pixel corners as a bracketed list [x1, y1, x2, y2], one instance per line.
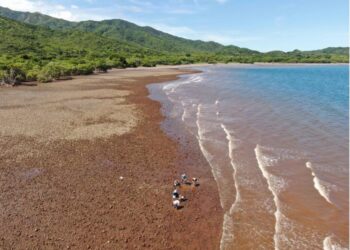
[0, 67, 222, 249]
[1, 62, 346, 88]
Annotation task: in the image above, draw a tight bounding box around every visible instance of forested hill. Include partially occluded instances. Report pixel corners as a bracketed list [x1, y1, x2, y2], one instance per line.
[0, 6, 348, 85]
[0, 6, 74, 29]
[0, 16, 145, 57]
[71, 20, 257, 54]
[0, 6, 256, 54]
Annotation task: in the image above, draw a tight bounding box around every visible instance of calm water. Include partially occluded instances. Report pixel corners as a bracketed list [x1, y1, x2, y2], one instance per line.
[149, 64, 349, 250]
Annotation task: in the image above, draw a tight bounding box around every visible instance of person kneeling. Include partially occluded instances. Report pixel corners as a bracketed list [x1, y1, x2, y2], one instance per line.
[173, 199, 181, 209]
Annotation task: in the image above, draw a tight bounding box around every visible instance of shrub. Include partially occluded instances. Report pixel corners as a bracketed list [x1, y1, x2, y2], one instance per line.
[43, 62, 63, 79]
[94, 60, 111, 72]
[26, 66, 41, 81]
[37, 72, 53, 83]
[71, 64, 94, 75]
[1, 66, 26, 86]
[26, 70, 38, 81]
[126, 58, 141, 68]
[110, 57, 128, 68]
[141, 59, 156, 67]
[0, 70, 4, 83]
[36, 62, 63, 82]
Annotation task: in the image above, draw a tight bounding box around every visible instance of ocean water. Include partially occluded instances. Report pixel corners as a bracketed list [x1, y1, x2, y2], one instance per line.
[149, 64, 349, 250]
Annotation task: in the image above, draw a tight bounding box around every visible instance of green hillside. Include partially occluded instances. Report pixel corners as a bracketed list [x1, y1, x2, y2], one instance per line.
[0, 6, 257, 55]
[0, 6, 74, 29]
[306, 47, 349, 56]
[0, 16, 146, 57]
[72, 20, 260, 55]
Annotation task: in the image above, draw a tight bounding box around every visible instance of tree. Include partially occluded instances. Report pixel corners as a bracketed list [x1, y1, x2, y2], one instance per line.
[36, 62, 63, 82]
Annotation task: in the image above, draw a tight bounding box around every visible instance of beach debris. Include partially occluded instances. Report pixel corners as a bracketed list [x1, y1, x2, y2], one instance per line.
[119, 176, 124, 181]
[172, 199, 181, 209]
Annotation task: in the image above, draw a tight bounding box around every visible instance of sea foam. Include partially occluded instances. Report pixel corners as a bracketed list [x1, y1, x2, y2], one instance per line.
[195, 104, 224, 208]
[255, 144, 284, 250]
[180, 101, 187, 122]
[306, 162, 333, 205]
[323, 236, 348, 250]
[220, 124, 241, 250]
[162, 74, 202, 93]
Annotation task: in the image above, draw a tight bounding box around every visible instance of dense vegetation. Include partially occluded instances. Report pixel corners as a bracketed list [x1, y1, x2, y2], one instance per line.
[0, 6, 348, 85]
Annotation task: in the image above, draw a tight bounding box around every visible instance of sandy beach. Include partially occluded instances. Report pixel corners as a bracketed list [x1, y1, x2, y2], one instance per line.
[0, 68, 222, 249]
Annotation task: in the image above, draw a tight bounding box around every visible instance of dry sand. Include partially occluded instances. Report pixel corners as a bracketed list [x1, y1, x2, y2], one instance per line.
[0, 68, 183, 141]
[0, 68, 222, 249]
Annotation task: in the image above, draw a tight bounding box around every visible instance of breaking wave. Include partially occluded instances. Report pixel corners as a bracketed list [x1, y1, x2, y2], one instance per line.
[306, 161, 334, 205]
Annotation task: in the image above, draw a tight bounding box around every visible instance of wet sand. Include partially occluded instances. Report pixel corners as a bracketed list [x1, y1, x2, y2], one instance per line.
[0, 68, 222, 249]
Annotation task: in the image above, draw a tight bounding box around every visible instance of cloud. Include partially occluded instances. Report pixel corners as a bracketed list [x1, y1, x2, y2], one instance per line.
[0, 0, 199, 22]
[166, 8, 195, 14]
[151, 23, 195, 37]
[0, 0, 41, 12]
[274, 16, 285, 27]
[0, 0, 79, 20]
[140, 22, 261, 46]
[215, 0, 228, 4]
[52, 10, 75, 20]
[118, 5, 144, 13]
[0, 0, 116, 21]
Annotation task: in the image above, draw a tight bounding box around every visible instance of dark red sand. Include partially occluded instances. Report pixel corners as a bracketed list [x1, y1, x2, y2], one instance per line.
[0, 70, 222, 249]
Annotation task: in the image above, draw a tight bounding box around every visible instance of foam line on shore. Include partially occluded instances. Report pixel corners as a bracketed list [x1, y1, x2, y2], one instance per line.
[196, 105, 239, 249]
[162, 74, 201, 92]
[220, 213, 235, 250]
[306, 162, 333, 205]
[221, 124, 241, 209]
[220, 124, 241, 249]
[323, 236, 348, 250]
[255, 144, 281, 250]
[195, 104, 224, 209]
[181, 101, 186, 122]
[191, 75, 203, 83]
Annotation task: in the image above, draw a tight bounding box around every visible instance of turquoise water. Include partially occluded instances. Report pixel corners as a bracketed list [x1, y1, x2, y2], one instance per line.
[217, 65, 348, 147]
[150, 64, 349, 249]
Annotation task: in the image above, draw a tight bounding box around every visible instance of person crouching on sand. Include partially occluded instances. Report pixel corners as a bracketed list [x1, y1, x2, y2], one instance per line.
[181, 173, 188, 183]
[180, 195, 186, 202]
[173, 180, 180, 187]
[173, 199, 181, 209]
[172, 189, 179, 199]
[192, 177, 199, 186]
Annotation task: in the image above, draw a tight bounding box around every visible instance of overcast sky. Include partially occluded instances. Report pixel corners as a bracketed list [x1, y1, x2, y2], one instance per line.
[0, 0, 348, 52]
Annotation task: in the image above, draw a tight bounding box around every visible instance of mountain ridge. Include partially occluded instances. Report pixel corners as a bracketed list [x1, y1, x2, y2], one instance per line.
[0, 6, 255, 54]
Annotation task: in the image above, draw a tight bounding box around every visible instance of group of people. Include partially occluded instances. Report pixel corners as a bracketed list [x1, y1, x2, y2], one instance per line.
[172, 173, 199, 209]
